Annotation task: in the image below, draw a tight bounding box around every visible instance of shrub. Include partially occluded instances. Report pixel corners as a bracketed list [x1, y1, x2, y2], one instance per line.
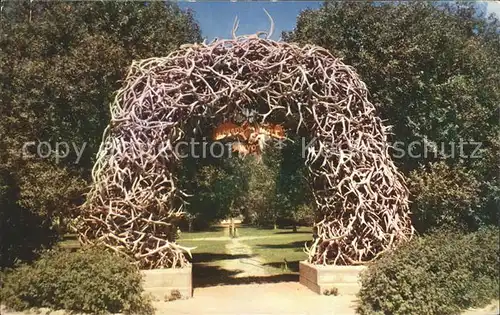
[357, 228, 499, 315]
[408, 162, 482, 233]
[323, 287, 339, 296]
[164, 289, 182, 302]
[0, 246, 154, 315]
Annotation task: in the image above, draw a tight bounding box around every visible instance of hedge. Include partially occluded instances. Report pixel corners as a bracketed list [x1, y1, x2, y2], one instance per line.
[357, 227, 499, 315]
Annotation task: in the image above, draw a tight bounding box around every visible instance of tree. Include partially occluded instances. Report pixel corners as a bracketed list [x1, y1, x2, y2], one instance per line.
[177, 155, 253, 228]
[0, 1, 201, 267]
[274, 136, 314, 232]
[285, 1, 500, 232]
[177, 147, 285, 230]
[245, 151, 281, 229]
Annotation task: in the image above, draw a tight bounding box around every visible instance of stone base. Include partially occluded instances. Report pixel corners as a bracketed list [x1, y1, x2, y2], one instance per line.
[299, 261, 366, 296]
[141, 266, 192, 300]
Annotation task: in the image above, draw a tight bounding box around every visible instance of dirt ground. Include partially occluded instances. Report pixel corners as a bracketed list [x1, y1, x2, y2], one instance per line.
[155, 282, 358, 315]
[154, 283, 499, 315]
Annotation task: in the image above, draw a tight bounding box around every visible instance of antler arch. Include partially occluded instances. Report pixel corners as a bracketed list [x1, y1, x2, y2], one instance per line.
[77, 36, 414, 269]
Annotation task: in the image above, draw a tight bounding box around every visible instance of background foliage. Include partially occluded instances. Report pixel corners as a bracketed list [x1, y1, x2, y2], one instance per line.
[0, 1, 202, 268]
[284, 1, 500, 233]
[177, 138, 314, 230]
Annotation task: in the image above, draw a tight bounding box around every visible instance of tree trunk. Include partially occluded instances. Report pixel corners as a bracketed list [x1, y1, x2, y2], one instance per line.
[188, 221, 193, 233]
[292, 224, 297, 233]
[58, 215, 65, 235]
[230, 217, 235, 237]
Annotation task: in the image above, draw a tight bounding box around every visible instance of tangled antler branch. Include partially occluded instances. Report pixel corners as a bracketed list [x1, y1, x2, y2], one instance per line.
[76, 35, 414, 269]
[232, 8, 275, 40]
[263, 8, 274, 39]
[232, 16, 239, 39]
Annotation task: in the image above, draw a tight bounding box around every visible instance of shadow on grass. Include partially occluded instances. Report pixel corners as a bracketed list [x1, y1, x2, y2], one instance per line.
[256, 240, 313, 250]
[273, 231, 312, 235]
[188, 226, 224, 233]
[245, 226, 276, 231]
[192, 263, 299, 288]
[189, 253, 252, 263]
[263, 260, 301, 273]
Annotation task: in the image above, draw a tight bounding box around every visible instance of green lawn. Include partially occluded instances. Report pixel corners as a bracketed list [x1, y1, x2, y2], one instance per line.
[57, 226, 313, 285]
[177, 239, 227, 257]
[179, 226, 313, 286]
[180, 226, 313, 276]
[179, 226, 226, 240]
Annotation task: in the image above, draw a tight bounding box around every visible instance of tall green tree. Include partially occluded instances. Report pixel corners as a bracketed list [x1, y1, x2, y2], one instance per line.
[0, 1, 201, 267]
[274, 136, 314, 231]
[285, 1, 500, 232]
[177, 155, 253, 228]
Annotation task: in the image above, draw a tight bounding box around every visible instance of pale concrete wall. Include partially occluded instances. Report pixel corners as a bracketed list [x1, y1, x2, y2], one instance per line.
[299, 261, 366, 295]
[141, 266, 192, 300]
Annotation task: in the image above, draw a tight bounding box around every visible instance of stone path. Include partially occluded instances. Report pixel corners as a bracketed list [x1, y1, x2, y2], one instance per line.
[220, 238, 269, 278]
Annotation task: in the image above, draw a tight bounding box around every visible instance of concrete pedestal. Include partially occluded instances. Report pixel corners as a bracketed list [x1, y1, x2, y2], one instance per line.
[299, 261, 366, 295]
[141, 266, 192, 300]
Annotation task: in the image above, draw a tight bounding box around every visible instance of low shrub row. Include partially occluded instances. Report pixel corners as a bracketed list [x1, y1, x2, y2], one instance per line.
[0, 247, 153, 314]
[357, 227, 499, 315]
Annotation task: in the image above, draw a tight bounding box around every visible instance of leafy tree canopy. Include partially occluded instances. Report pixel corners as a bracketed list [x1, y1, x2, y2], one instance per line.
[0, 1, 201, 267]
[285, 1, 500, 232]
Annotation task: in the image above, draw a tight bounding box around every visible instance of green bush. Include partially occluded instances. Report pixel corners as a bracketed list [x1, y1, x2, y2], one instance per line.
[0, 247, 154, 315]
[357, 228, 499, 315]
[408, 162, 482, 233]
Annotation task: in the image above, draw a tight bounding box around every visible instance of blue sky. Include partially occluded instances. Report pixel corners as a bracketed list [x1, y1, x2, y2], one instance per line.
[178, 1, 500, 42]
[178, 1, 322, 41]
[489, 1, 500, 17]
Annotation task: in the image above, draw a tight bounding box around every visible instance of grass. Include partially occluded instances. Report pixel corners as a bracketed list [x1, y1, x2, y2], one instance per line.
[178, 226, 312, 286]
[180, 226, 312, 277]
[178, 239, 227, 257]
[179, 224, 312, 239]
[56, 226, 313, 286]
[179, 226, 226, 240]
[235, 226, 311, 237]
